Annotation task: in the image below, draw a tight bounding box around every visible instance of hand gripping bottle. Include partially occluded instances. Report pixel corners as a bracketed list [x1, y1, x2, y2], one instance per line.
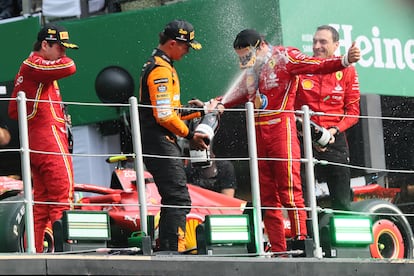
[189, 111, 220, 167]
[296, 116, 331, 148]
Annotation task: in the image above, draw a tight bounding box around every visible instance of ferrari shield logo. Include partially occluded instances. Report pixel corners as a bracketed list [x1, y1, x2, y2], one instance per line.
[336, 71, 343, 81]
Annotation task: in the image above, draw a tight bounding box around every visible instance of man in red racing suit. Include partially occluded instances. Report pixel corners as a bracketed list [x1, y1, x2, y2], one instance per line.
[295, 25, 360, 211]
[8, 24, 78, 253]
[220, 29, 360, 254]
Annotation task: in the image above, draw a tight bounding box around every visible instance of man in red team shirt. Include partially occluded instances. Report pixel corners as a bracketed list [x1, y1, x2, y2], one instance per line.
[9, 24, 78, 253]
[295, 25, 360, 212]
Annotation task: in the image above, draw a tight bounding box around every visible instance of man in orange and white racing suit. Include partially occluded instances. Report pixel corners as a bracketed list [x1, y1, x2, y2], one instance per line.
[8, 24, 78, 253]
[139, 19, 221, 252]
[221, 29, 360, 254]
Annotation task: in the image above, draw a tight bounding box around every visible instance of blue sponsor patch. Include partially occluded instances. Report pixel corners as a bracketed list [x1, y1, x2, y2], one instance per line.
[260, 94, 268, 109]
[156, 99, 170, 105]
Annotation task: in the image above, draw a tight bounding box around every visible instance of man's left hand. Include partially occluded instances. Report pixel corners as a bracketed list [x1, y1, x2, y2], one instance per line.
[190, 132, 209, 150]
[205, 98, 225, 114]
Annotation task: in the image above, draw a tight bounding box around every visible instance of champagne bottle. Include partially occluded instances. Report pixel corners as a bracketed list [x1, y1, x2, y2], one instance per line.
[194, 111, 220, 145]
[190, 111, 220, 167]
[296, 116, 331, 148]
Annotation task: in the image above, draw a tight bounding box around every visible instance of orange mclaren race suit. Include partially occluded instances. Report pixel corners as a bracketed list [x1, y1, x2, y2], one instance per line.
[295, 64, 360, 211]
[9, 52, 76, 253]
[139, 48, 204, 252]
[223, 45, 350, 253]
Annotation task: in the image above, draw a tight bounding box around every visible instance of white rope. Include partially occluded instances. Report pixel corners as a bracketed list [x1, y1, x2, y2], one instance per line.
[2, 95, 414, 257]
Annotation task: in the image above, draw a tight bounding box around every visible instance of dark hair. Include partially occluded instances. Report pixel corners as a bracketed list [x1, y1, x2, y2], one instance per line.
[158, 31, 171, 45]
[233, 29, 263, 49]
[316, 25, 339, 42]
[33, 40, 56, 51]
[33, 40, 42, 51]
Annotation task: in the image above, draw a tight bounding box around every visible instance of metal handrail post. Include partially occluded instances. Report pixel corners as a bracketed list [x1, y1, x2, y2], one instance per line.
[301, 105, 323, 258]
[21, 0, 32, 16]
[245, 102, 265, 256]
[17, 91, 36, 254]
[128, 96, 148, 235]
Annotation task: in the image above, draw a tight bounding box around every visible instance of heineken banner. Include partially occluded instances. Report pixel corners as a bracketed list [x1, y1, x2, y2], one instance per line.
[279, 0, 414, 96]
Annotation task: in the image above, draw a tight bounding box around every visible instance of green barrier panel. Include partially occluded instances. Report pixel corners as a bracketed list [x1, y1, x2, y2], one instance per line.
[0, 16, 41, 81]
[279, 0, 414, 97]
[2, 0, 414, 124]
[49, 0, 281, 125]
[0, 1, 282, 126]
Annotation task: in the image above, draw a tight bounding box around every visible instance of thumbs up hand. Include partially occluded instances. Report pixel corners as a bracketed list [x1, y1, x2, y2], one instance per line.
[347, 41, 361, 63]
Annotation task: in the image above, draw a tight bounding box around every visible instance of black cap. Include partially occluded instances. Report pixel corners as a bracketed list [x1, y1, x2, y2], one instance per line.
[37, 24, 79, 49]
[162, 19, 202, 50]
[233, 29, 262, 49]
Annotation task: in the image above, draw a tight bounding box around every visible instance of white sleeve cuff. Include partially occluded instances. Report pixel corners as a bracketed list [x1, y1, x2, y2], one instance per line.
[341, 54, 350, 67]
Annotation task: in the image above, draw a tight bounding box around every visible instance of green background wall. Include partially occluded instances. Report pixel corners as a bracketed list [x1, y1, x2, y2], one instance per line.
[1, 0, 413, 126]
[279, 0, 414, 96]
[0, 0, 281, 126]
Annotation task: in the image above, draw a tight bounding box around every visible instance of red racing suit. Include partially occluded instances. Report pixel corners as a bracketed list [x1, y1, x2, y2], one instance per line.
[295, 64, 360, 210]
[8, 52, 76, 253]
[223, 45, 349, 252]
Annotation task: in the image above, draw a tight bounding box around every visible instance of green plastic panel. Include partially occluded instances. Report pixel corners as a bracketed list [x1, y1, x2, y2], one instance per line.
[5, 0, 413, 125]
[279, 0, 414, 97]
[51, 0, 280, 125]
